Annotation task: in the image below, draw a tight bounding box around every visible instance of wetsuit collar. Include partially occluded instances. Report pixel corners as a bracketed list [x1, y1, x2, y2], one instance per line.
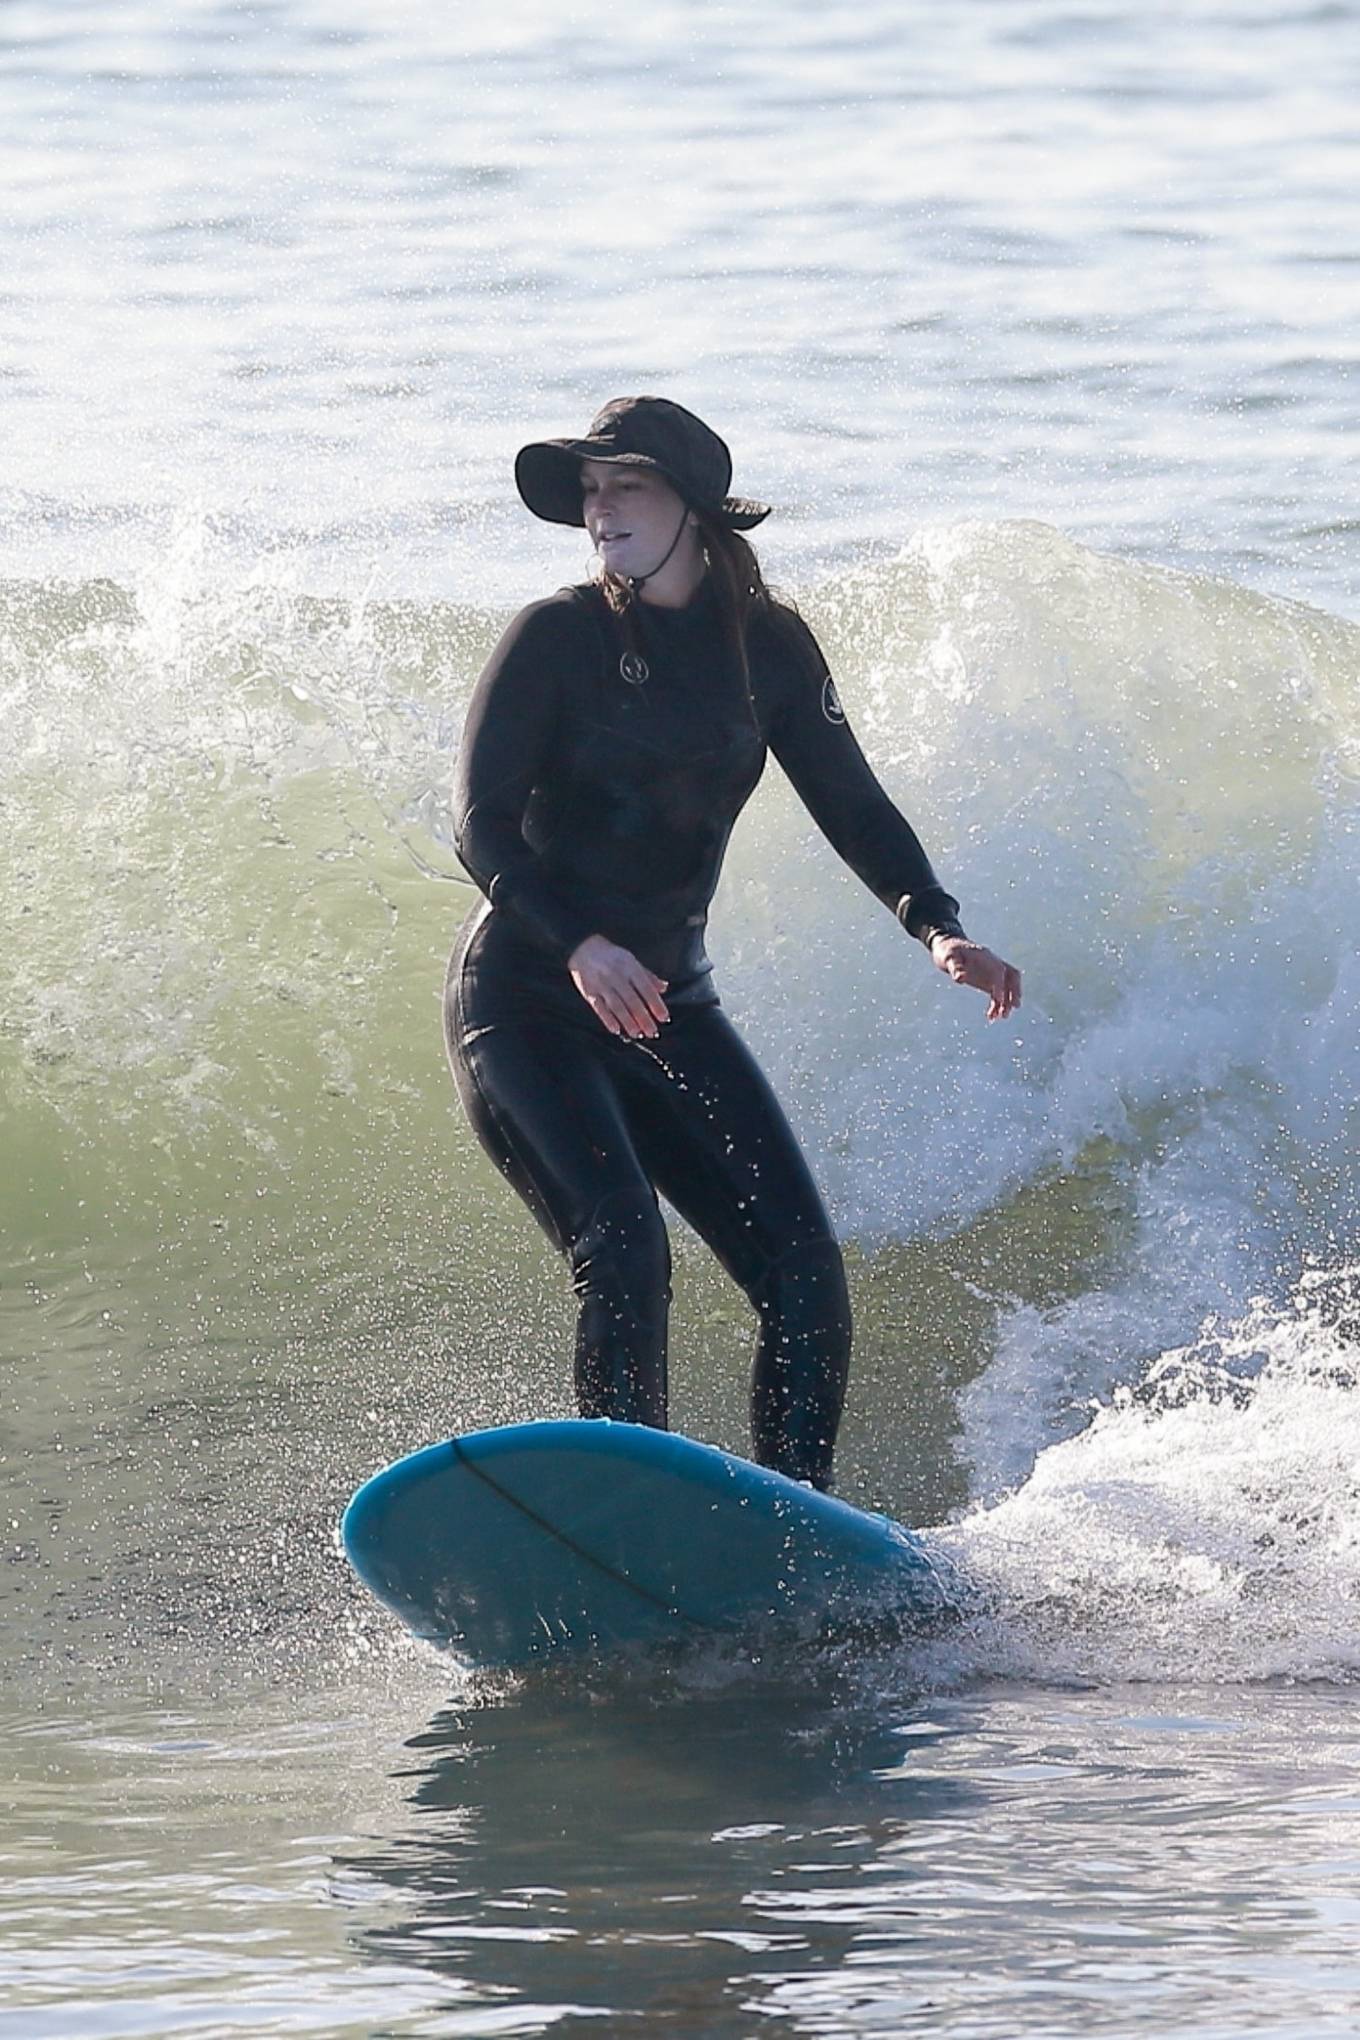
[637, 569, 716, 619]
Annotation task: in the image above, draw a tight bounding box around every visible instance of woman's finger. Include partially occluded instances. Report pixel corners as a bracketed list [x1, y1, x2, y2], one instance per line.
[636, 971, 670, 1024]
[625, 993, 659, 1037]
[587, 993, 622, 1036]
[615, 976, 662, 1037]
[993, 964, 1021, 1019]
[597, 983, 643, 1036]
[585, 951, 670, 1033]
[618, 962, 668, 1028]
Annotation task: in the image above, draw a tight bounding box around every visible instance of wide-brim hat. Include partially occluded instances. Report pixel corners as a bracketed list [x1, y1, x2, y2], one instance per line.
[515, 395, 771, 531]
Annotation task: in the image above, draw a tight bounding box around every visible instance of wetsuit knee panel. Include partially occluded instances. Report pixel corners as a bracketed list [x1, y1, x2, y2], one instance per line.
[749, 1234, 852, 1347]
[569, 1186, 672, 1316]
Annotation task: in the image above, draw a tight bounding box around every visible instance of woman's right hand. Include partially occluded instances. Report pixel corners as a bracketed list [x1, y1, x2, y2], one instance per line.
[568, 935, 670, 1038]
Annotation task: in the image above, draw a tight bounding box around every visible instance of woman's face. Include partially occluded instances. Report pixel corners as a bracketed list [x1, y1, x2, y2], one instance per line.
[579, 459, 693, 578]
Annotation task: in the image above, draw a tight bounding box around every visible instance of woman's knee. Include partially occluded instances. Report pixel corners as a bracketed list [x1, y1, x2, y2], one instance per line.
[569, 1186, 672, 1326]
[750, 1234, 852, 1357]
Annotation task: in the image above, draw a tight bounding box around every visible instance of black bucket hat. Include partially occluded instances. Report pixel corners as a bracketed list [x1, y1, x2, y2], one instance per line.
[515, 396, 771, 532]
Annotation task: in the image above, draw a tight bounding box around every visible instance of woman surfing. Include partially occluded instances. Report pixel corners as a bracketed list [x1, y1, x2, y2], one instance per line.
[446, 396, 1020, 1490]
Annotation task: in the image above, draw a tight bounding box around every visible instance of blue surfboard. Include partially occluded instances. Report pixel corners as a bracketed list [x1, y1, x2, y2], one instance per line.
[341, 1419, 962, 1670]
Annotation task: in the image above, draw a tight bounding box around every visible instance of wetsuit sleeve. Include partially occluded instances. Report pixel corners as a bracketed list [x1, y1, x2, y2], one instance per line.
[453, 598, 599, 962]
[765, 608, 967, 949]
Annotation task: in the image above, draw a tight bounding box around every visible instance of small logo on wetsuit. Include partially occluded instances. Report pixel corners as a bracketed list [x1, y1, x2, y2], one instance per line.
[821, 675, 846, 724]
[619, 651, 650, 687]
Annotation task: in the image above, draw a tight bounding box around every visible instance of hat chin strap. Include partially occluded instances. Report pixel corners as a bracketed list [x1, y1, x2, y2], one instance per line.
[625, 507, 693, 593]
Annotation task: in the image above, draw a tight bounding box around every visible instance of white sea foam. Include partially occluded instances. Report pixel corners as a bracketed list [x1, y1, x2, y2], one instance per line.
[929, 1268, 1360, 1685]
[3, 0, 1358, 613]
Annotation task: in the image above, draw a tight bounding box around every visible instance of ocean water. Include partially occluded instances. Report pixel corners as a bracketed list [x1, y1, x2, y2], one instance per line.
[4, 3, 1359, 2035]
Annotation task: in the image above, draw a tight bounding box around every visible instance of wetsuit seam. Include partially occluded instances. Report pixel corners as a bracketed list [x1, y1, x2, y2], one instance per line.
[448, 929, 574, 1256]
[460, 1040, 572, 1258]
[570, 715, 741, 762]
[744, 1230, 842, 1303]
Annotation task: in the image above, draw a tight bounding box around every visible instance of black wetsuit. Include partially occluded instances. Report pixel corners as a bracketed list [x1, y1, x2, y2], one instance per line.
[445, 574, 963, 1488]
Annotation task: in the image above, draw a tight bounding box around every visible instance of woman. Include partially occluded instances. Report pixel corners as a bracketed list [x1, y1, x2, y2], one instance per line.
[446, 396, 1020, 1490]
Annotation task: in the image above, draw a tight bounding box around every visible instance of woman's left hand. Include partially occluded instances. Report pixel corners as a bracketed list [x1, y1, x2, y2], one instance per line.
[930, 936, 1022, 1021]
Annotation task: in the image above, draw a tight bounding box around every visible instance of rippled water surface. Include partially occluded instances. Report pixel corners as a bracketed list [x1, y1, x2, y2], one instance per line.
[3, 0, 1358, 609]
[6, 1678, 1360, 2038]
